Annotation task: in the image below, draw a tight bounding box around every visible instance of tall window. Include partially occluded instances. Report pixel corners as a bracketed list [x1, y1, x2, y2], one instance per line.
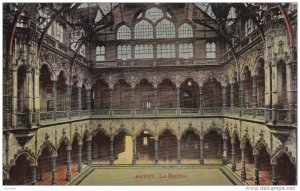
[179, 43, 193, 59]
[117, 45, 131, 60]
[179, 23, 193, 38]
[145, 7, 163, 23]
[96, 46, 105, 62]
[245, 19, 253, 36]
[117, 25, 131, 40]
[157, 44, 176, 58]
[206, 42, 216, 58]
[156, 19, 175, 38]
[135, 44, 153, 59]
[134, 20, 153, 39]
[56, 23, 64, 43]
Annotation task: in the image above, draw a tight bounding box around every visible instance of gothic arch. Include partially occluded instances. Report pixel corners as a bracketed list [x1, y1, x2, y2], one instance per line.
[135, 127, 156, 138]
[56, 135, 71, 150]
[8, 149, 36, 172]
[40, 62, 56, 81]
[114, 125, 133, 137]
[271, 147, 296, 165]
[253, 138, 271, 156]
[181, 126, 201, 138]
[37, 140, 56, 158]
[240, 134, 253, 148]
[203, 126, 223, 138]
[92, 126, 110, 137]
[56, 68, 69, 85]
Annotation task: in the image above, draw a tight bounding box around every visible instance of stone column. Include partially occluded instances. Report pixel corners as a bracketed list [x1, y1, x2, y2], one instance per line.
[286, 62, 296, 123]
[239, 80, 244, 108]
[154, 87, 158, 115]
[52, 81, 57, 112]
[199, 136, 204, 165]
[12, 68, 17, 128]
[30, 164, 37, 185]
[109, 88, 113, 115]
[132, 137, 137, 165]
[176, 87, 180, 114]
[33, 71, 40, 114]
[222, 134, 228, 165]
[199, 86, 203, 115]
[78, 140, 83, 173]
[131, 87, 135, 115]
[254, 154, 260, 185]
[86, 89, 91, 110]
[271, 163, 278, 185]
[109, 136, 114, 166]
[155, 138, 159, 165]
[26, 67, 34, 126]
[230, 83, 235, 107]
[78, 87, 82, 110]
[51, 153, 57, 185]
[222, 86, 227, 107]
[252, 75, 258, 107]
[231, 139, 236, 172]
[66, 84, 71, 118]
[241, 145, 246, 181]
[66, 145, 72, 182]
[177, 139, 181, 165]
[87, 136, 92, 165]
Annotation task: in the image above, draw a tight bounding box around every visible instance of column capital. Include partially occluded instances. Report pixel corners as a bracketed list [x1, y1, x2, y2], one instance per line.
[67, 145, 72, 151]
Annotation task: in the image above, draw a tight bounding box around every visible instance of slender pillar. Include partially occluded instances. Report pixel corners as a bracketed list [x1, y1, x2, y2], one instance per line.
[199, 86, 203, 115]
[252, 75, 258, 107]
[86, 89, 91, 110]
[51, 153, 57, 185]
[254, 154, 260, 185]
[222, 86, 227, 107]
[132, 138, 137, 165]
[66, 84, 71, 119]
[30, 164, 37, 185]
[231, 139, 236, 172]
[176, 87, 180, 114]
[230, 83, 235, 107]
[287, 62, 296, 123]
[78, 87, 82, 110]
[52, 80, 57, 111]
[110, 136, 114, 166]
[154, 87, 158, 115]
[131, 87, 135, 115]
[222, 134, 228, 165]
[240, 80, 244, 108]
[155, 138, 159, 165]
[109, 88, 113, 115]
[78, 140, 82, 173]
[66, 145, 72, 182]
[86, 136, 92, 165]
[271, 163, 278, 185]
[177, 139, 181, 164]
[241, 146, 246, 181]
[199, 136, 204, 165]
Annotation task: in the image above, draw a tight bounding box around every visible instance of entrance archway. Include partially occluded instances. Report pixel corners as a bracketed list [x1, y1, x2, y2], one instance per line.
[113, 131, 133, 164]
[136, 130, 155, 164]
[203, 130, 223, 164]
[158, 129, 177, 164]
[181, 130, 200, 164]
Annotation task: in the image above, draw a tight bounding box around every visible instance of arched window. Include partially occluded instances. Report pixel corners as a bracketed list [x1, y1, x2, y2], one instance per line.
[157, 44, 176, 58]
[145, 7, 163, 23]
[179, 23, 193, 38]
[206, 42, 216, 58]
[135, 44, 153, 59]
[117, 25, 131, 40]
[156, 19, 175, 38]
[117, 45, 131, 60]
[134, 20, 153, 39]
[79, 44, 85, 57]
[179, 43, 193, 59]
[96, 46, 105, 61]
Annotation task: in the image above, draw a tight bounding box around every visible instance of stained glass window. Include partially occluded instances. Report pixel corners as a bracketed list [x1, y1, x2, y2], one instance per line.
[145, 7, 163, 23]
[96, 46, 105, 61]
[134, 20, 153, 39]
[157, 44, 176, 58]
[179, 23, 193, 38]
[156, 19, 175, 38]
[117, 25, 131, 40]
[135, 44, 153, 59]
[117, 45, 131, 60]
[179, 43, 193, 59]
[206, 42, 216, 58]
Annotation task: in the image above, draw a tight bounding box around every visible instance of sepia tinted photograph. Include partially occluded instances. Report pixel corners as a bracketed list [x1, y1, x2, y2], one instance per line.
[2, 1, 298, 187]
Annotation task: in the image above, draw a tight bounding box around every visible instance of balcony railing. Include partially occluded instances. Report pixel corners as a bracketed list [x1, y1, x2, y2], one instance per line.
[91, 58, 219, 68]
[16, 106, 295, 127]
